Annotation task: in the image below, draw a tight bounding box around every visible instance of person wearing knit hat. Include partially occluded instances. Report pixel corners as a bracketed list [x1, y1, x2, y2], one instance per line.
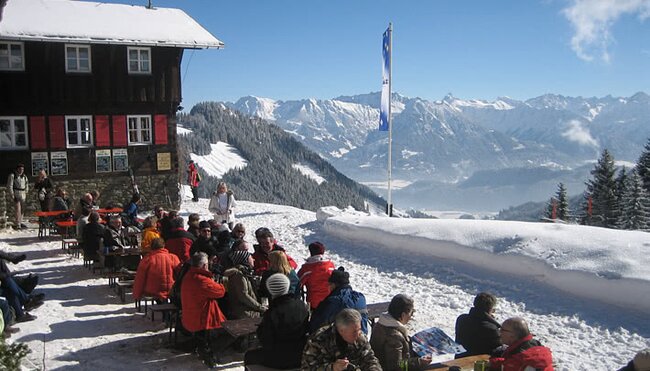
[223, 250, 264, 319]
[244, 273, 310, 369]
[309, 266, 370, 335]
[265, 273, 290, 299]
[620, 348, 650, 371]
[298, 241, 335, 310]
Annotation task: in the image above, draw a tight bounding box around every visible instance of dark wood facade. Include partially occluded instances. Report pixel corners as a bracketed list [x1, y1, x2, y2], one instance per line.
[0, 40, 184, 210]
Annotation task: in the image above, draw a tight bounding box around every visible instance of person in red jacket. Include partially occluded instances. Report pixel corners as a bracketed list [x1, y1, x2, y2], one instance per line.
[166, 217, 196, 263]
[181, 252, 227, 367]
[132, 238, 180, 301]
[297, 241, 335, 310]
[252, 228, 297, 276]
[489, 317, 554, 371]
[187, 160, 200, 202]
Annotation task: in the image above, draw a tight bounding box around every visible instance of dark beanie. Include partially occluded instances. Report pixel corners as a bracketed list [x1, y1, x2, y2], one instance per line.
[198, 221, 211, 229]
[328, 266, 349, 286]
[308, 241, 326, 256]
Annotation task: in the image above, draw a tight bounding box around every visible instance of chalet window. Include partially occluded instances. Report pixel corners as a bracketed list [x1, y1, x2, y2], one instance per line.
[0, 42, 24, 71]
[0, 117, 28, 149]
[65, 44, 91, 73]
[65, 115, 94, 147]
[127, 115, 152, 145]
[127, 47, 151, 74]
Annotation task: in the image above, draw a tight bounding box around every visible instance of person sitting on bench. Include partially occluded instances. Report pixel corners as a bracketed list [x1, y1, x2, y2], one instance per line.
[133, 238, 180, 303]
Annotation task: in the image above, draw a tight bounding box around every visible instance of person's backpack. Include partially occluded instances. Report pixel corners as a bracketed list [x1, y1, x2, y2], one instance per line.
[169, 262, 191, 308]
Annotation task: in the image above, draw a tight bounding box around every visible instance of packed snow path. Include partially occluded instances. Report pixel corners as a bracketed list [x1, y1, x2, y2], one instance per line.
[1, 193, 648, 370]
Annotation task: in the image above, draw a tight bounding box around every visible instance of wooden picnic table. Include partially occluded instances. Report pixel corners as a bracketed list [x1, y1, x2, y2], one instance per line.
[35, 210, 72, 217]
[425, 354, 489, 370]
[222, 317, 262, 339]
[36, 210, 73, 239]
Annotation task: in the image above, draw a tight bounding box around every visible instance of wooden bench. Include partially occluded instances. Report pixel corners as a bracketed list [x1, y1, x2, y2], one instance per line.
[115, 280, 134, 303]
[425, 354, 489, 370]
[61, 238, 78, 251]
[148, 303, 180, 344]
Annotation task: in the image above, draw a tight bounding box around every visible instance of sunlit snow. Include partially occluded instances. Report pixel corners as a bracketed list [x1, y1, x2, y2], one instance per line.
[190, 142, 247, 178]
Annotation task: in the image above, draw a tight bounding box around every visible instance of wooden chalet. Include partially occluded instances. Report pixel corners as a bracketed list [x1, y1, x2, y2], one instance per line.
[0, 0, 223, 218]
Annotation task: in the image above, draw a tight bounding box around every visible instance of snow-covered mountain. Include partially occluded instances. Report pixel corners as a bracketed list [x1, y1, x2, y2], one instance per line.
[228, 92, 650, 210]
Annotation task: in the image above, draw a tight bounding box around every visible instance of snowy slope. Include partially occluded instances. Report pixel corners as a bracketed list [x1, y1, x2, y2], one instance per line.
[292, 163, 326, 185]
[189, 142, 247, 178]
[2, 190, 648, 370]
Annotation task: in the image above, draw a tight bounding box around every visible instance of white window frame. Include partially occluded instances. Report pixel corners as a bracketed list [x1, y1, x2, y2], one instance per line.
[65, 115, 94, 148]
[65, 44, 92, 73]
[127, 47, 151, 74]
[127, 115, 152, 145]
[0, 116, 28, 150]
[0, 42, 25, 71]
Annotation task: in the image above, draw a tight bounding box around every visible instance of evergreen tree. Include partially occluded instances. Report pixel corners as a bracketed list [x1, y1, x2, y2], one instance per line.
[614, 168, 628, 228]
[635, 138, 650, 194]
[555, 182, 569, 221]
[584, 149, 618, 228]
[621, 169, 650, 230]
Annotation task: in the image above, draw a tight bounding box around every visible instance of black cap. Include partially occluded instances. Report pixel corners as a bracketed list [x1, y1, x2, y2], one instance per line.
[328, 267, 350, 286]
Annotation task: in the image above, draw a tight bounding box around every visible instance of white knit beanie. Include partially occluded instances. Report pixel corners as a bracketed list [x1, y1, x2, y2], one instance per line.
[266, 273, 290, 299]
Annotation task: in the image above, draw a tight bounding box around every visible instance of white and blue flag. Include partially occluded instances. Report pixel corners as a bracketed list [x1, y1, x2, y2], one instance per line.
[379, 26, 391, 131]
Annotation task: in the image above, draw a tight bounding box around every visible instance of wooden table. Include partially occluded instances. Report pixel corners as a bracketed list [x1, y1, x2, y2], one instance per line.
[35, 210, 72, 239]
[426, 354, 489, 370]
[222, 317, 262, 339]
[367, 301, 390, 325]
[97, 208, 123, 214]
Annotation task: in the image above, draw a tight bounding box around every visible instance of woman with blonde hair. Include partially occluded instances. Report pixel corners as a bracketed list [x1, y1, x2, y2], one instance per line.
[140, 216, 160, 254]
[208, 182, 236, 229]
[259, 250, 300, 300]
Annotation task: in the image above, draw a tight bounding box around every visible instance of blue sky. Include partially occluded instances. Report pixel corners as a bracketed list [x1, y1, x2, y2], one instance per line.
[106, 0, 649, 108]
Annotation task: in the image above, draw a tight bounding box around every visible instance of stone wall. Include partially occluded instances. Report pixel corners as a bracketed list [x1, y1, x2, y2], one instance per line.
[1, 174, 180, 223]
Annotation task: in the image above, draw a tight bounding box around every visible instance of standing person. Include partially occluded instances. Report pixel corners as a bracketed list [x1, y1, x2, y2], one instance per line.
[455, 292, 502, 358]
[298, 241, 335, 310]
[34, 169, 54, 212]
[370, 294, 432, 370]
[489, 317, 554, 371]
[244, 273, 310, 369]
[208, 182, 236, 230]
[187, 160, 200, 202]
[6, 163, 29, 230]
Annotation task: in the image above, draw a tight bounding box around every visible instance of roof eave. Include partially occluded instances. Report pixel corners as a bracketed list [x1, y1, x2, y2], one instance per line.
[0, 35, 224, 49]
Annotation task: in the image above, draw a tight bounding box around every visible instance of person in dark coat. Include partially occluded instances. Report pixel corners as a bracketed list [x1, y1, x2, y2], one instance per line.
[187, 213, 201, 237]
[82, 212, 104, 262]
[309, 266, 369, 334]
[244, 273, 310, 369]
[34, 169, 54, 212]
[189, 221, 218, 259]
[455, 292, 502, 358]
[619, 348, 650, 371]
[489, 317, 553, 371]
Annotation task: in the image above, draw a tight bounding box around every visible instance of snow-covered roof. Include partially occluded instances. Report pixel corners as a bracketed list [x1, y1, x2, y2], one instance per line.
[0, 0, 224, 49]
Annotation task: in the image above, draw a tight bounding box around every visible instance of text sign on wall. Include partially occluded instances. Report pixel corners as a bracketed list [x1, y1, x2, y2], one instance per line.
[50, 151, 68, 176]
[31, 152, 49, 177]
[157, 152, 171, 171]
[96, 149, 112, 173]
[113, 149, 129, 172]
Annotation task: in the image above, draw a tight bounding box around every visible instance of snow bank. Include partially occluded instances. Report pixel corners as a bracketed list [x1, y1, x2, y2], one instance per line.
[319, 209, 650, 313]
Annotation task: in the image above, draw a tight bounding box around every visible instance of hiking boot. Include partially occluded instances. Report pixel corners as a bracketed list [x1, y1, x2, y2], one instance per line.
[31, 293, 45, 301]
[16, 313, 37, 322]
[10, 254, 27, 264]
[3, 326, 20, 336]
[24, 296, 44, 311]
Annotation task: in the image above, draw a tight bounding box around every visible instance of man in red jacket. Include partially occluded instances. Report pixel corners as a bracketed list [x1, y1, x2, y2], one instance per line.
[166, 217, 196, 263]
[252, 228, 297, 276]
[181, 252, 226, 367]
[132, 238, 180, 302]
[489, 317, 554, 371]
[297, 241, 335, 310]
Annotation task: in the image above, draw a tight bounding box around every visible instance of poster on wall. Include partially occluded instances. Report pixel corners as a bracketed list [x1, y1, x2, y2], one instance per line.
[157, 152, 171, 171]
[112, 149, 129, 172]
[31, 152, 49, 177]
[96, 149, 112, 173]
[50, 151, 68, 176]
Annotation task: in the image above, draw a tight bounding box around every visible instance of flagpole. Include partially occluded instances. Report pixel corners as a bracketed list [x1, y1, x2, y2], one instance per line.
[387, 22, 393, 217]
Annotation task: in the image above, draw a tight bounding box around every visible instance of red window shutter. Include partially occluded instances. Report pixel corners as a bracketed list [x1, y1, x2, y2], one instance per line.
[95, 115, 110, 147]
[49, 116, 65, 149]
[112, 115, 127, 146]
[154, 114, 168, 144]
[29, 116, 47, 149]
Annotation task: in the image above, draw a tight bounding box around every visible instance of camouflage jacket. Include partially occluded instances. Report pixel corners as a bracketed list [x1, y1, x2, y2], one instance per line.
[301, 322, 382, 371]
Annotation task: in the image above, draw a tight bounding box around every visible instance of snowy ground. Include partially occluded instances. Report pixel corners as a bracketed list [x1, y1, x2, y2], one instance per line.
[1, 189, 648, 370]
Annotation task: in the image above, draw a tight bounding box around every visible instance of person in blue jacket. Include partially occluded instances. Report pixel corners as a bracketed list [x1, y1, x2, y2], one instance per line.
[309, 266, 369, 334]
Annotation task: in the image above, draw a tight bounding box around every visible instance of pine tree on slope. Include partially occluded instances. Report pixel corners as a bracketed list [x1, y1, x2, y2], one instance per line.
[584, 149, 619, 228]
[621, 169, 650, 230]
[635, 138, 650, 195]
[614, 168, 628, 229]
[556, 182, 569, 221]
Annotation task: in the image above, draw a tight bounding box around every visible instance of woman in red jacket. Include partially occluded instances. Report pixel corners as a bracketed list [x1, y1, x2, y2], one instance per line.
[297, 241, 335, 310]
[133, 238, 180, 301]
[181, 252, 227, 367]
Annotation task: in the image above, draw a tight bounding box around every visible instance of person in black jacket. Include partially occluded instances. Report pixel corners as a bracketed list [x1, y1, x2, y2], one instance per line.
[82, 212, 105, 262]
[189, 221, 217, 259]
[244, 273, 309, 369]
[455, 292, 502, 358]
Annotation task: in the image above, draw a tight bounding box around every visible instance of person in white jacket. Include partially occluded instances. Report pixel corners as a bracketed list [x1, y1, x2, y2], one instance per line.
[208, 182, 236, 229]
[6, 164, 29, 230]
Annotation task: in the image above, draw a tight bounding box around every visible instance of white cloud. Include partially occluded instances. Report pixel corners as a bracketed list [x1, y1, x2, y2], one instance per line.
[563, 0, 650, 62]
[562, 119, 599, 147]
